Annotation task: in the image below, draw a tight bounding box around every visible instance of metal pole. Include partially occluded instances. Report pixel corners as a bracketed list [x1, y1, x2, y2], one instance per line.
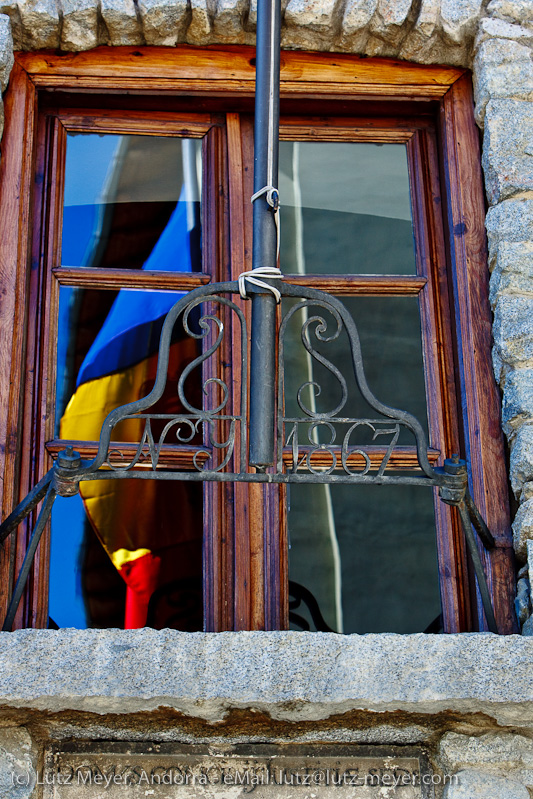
[457, 501, 498, 634]
[249, 0, 281, 470]
[439, 455, 498, 634]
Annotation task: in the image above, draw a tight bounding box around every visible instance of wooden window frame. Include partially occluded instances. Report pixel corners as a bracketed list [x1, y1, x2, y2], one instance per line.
[0, 46, 517, 634]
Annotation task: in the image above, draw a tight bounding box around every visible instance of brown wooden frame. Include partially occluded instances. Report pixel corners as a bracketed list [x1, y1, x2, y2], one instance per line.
[0, 46, 516, 633]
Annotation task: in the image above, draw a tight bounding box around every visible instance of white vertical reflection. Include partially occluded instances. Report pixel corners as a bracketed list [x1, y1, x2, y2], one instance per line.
[291, 142, 343, 634]
[182, 138, 201, 231]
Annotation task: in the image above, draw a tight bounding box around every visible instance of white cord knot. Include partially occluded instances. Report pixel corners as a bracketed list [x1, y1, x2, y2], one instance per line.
[251, 185, 281, 259]
[251, 185, 279, 209]
[238, 267, 283, 303]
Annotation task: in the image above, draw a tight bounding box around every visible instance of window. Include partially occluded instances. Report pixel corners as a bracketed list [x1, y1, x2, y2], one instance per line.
[0, 47, 516, 634]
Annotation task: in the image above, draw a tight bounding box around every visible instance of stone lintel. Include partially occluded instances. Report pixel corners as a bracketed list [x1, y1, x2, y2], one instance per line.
[0, 629, 532, 726]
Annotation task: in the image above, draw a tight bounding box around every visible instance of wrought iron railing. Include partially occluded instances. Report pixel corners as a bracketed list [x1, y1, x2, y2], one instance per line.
[0, 280, 498, 632]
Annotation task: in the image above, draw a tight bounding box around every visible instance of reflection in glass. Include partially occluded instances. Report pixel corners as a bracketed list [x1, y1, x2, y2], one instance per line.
[50, 135, 204, 631]
[48, 483, 203, 631]
[62, 134, 202, 270]
[288, 483, 441, 634]
[279, 141, 415, 275]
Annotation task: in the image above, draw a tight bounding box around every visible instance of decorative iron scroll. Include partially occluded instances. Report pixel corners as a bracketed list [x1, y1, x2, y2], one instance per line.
[276, 289, 434, 484]
[90, 288, 248, 479]
[0, 279, 499, 633]
[78, 281, 436, 487]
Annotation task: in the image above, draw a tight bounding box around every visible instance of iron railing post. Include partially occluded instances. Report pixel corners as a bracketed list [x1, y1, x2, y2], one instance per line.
[249, 0, 281, 470]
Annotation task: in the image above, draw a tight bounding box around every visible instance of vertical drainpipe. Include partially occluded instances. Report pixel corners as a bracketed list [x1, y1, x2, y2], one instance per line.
[248, 0, 282, 470]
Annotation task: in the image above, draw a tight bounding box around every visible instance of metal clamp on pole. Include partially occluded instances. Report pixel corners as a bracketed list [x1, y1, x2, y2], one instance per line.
[438, 454, 498, 634]
[53, 446, 83, 497]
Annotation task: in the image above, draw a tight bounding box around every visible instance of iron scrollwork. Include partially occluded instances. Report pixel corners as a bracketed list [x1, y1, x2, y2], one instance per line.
[93, 289, 248, 478]
[0, 279, 500, 633]
[277, 289, 434, 484]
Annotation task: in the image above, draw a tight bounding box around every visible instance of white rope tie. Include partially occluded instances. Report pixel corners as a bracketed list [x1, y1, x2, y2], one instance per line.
[251, 185, 281, 260]
[250, 185, 279, 207]
[238, 267, 283, 303]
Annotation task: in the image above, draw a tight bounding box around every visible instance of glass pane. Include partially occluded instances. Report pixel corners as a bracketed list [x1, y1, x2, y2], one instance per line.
[283, 296, 428, 445]
[51, 282, 204, 630]
[62, 134, 202, 271]
[52, 281, 205, 630]
[279, 142, 415, 275]
[55, 285, 202, 437]
[49, 482, 203, 631]
[288, 483, 441, 634]
[51, 133, 206, 631]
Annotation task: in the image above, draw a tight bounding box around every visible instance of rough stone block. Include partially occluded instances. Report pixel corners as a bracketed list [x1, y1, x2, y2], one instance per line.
[485, 199, 533, 265]
[19, 0, 60, 49]
[0, 1, 21, 49]
[501, 368, 533, 436]
[489, 240, 533, 309]
[2, 630, 533, 726]
[441, 0, 482, 47]
[0, 728, 35, 799]
[398, 0, 443, 64]
[100, 0, 143, 45]
[523, 614, 533, 635]
[476, 16, 533, 48]
[282, 0, 339, 49]
[368, 0, 411, 47]
[528, 537, 533, 587]
[524, 482, 533, 501]
[212, 0, 250, 44]
[487, 0, 533, 26]
[513, 496, 533, 560]
[186, 0, 212, 44]
[516, 576, 531, 626]
[483, 100, 533, 205]
[511, 425, 533, 499]
[138, 0, 188, 45]
[339, 0, 376, 52]
[473, 39, 533, 126]
[0, 14, 13, 92]
[60, 0, 98, 51]
[443, 769, 529, 799]
[492, 294, 533, 372]
[440, 730, 533, 771]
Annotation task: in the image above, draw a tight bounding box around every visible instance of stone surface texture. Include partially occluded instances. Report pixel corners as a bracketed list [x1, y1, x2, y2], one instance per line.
[0, 728, 35, 799]
[138, 0, 189, 46]
[60, 0, 99, 51]
[0, 630, 532, 727]
[443, 769, 530, 799]
[19, 0, 60, 49]
[0, 14, 12, 90]
[439, 733, 533, 795]
[509, 425, 533, 502]
[100, 0, 143, 45]
[513, 496, 533, 560]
